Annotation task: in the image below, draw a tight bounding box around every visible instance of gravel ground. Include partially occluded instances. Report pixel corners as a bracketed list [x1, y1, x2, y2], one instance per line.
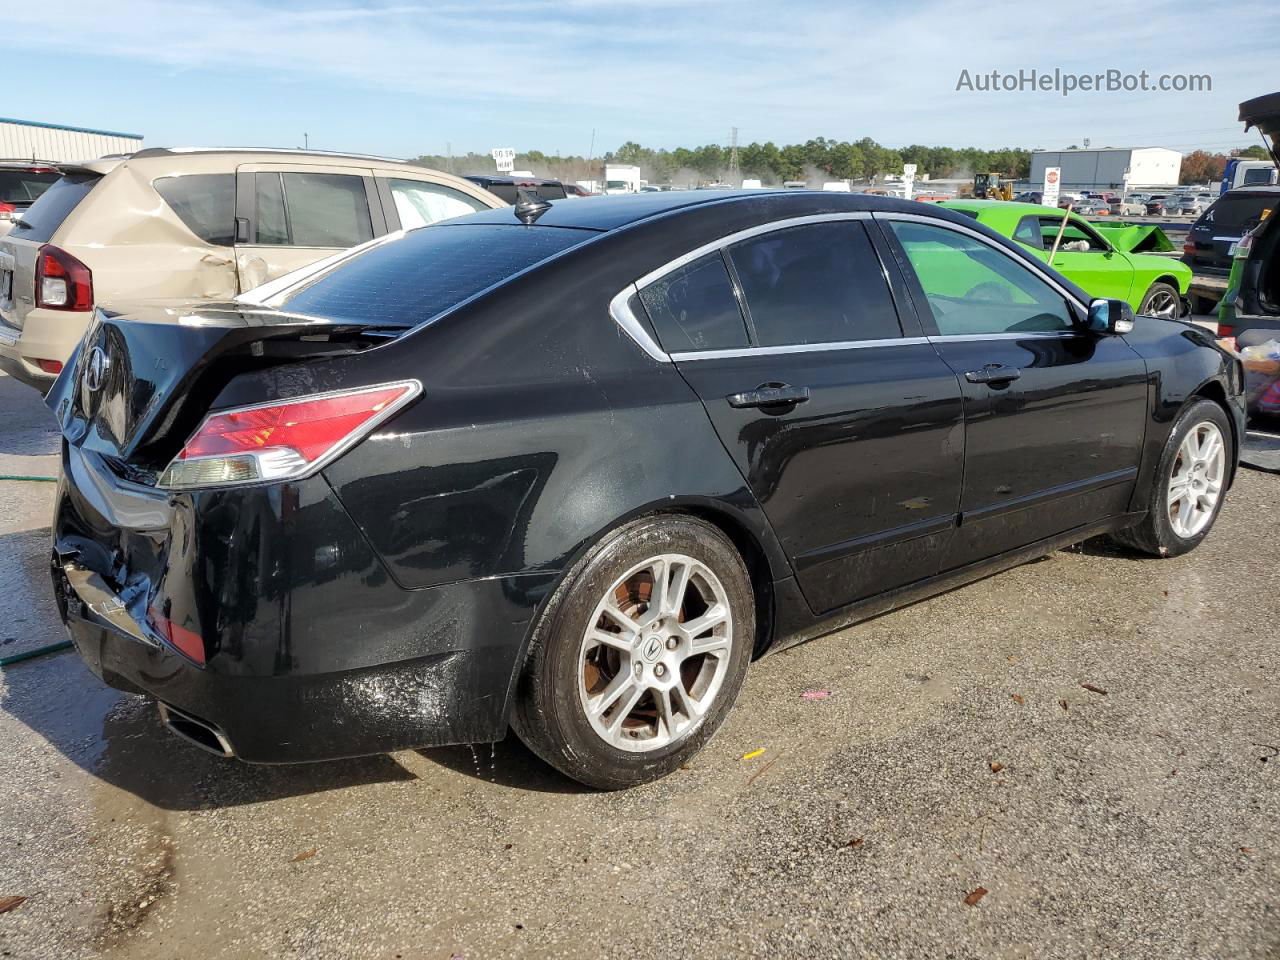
[1, 371, 1278, 960]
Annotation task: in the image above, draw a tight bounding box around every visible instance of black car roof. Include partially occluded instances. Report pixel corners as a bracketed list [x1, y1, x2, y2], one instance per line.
[452, 189, 941, 232]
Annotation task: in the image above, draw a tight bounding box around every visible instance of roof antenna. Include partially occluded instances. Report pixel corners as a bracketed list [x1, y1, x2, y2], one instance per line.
[514, 187, 552, 224]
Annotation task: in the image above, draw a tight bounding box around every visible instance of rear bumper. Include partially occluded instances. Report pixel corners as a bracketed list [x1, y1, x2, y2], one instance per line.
[0, 306, 93, 390]
[58, 572, 549, 762]
[52, 442, 556, 763]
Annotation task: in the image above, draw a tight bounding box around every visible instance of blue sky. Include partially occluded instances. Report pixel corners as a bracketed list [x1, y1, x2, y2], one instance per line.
[4, 0, 1276, 159]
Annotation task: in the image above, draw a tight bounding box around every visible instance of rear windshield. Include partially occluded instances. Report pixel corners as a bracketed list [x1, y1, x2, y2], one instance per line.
[280, 223, 595, 327]
[1207, 193, 1279, 230]
[0, 170, 59, 205]
[484, 183, 519, 203]
[9, 173, 101, 243]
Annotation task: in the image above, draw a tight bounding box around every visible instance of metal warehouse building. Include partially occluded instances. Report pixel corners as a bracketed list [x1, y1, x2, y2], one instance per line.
[0, 117, 143, 163]
[1030, 147, 1182, 191]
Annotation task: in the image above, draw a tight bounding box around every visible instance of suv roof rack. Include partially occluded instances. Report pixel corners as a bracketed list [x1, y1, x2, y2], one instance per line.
[129, 146, 413, 164]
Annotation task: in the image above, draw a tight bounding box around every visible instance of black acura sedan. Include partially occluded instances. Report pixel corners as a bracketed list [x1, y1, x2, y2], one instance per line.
[47, 190, 1245, 789]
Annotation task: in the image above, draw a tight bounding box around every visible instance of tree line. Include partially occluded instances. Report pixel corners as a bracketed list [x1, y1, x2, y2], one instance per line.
[411, 138, 1034, 185]
[410, 140, 1271, 187]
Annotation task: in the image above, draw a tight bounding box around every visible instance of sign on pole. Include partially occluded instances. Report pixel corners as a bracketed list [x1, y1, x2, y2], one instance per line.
[1043, 166, 1061, 208]
[902, 163, 917, 201]
[491, 148, 516, 174]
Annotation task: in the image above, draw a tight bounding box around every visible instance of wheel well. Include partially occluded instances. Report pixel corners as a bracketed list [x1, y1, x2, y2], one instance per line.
[679, 506, 777, 660]
[1190, 379, 1239, 484]
[1152, 274, 1184, 295]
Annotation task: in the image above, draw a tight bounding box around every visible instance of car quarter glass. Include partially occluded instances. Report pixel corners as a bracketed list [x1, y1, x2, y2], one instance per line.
[387, 178, 489, 229]
[638, 252, 749, 352]
[885, 219, 1074, 336]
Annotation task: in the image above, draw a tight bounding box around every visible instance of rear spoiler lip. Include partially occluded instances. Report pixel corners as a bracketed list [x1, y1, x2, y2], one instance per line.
[53, 158, 124, 177]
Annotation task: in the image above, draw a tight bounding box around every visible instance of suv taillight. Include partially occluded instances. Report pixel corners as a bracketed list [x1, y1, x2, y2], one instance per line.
[35, 245, 93, 311]
[158, 381, 421, 490]
[0, 201, 13, 221]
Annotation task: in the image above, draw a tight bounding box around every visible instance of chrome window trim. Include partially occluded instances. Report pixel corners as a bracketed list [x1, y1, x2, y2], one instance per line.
[606, 210, 1094, 363]
[633, 211, 875, 290]
[872, 211, 1091, 314]
[670, 337, 930, 362]
[928, 330, 1082, 343]
[608, 285, 670, 362]
[609, 212, 881, 361]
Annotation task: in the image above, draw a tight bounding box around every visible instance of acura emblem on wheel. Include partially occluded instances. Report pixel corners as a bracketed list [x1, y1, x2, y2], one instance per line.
[83, 346, 110, 393]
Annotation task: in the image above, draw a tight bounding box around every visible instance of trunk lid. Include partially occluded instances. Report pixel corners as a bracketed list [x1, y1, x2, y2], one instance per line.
[47, 301, 406, 475]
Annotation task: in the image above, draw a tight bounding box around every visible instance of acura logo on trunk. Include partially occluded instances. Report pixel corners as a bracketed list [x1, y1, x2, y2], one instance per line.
[83, 346, 110, 392]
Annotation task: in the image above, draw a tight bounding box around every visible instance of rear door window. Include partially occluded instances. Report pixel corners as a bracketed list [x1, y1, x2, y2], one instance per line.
[387, 178, 488, 229]
[282, 173, 373, 247]
[728, 221, 901, 346]
[8, 173, 101, 243]
[254, 173, 289, 245]
[888, 220, 1073, 336]
[639, 252, 749, 352]
[153, 174, 236, 246]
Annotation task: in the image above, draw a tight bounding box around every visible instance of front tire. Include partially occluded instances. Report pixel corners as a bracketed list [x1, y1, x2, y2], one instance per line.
[512, 515, 754, 789]
[1139, 281, 1180, 319]
[1110, 398, 1232, 557]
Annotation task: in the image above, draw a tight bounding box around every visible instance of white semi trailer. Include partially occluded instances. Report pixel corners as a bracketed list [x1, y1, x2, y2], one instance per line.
[603, 164, 642, 194]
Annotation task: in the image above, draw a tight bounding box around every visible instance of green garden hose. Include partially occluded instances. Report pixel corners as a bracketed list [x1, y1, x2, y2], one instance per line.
[0, 640, 73, 667]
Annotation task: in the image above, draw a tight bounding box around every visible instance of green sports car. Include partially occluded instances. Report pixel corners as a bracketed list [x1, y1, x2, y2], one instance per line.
[940, 200, 1191, 318]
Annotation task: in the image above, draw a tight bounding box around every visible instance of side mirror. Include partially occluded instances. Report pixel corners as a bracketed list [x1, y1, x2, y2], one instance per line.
[1086, 298, 1135, 335]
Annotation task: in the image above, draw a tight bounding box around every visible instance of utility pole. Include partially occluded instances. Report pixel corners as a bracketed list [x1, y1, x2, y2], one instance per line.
[728, 126, 740, 185]
[446, 141, 453, 173]
[304, 132, 309, 150]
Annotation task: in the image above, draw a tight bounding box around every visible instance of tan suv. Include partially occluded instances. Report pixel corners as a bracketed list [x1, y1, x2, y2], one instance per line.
[0, 148, 503, 389]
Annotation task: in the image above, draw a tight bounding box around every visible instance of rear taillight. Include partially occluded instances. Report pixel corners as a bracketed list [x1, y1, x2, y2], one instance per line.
[1218, 324, 1236, 337]
[0, 201, 13, 221]
[158, 381, 421, 490]
[1183, 241, 1196, 255]
[35, 244, 93, 311]
[33, 358, 63, 375]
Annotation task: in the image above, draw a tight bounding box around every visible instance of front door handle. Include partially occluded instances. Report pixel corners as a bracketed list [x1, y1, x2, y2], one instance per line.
[964, 364, 1022, 385]
[726, 383, 811, 408]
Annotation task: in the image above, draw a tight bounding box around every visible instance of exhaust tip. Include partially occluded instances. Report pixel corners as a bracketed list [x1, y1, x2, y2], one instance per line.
[157, 702, 234, 758]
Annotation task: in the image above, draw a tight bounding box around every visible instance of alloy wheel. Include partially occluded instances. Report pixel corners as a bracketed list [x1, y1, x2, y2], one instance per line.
[577, 553, 733, 753]
[1143, 289, 1179, 319]
[1167, 420, 1225, 538]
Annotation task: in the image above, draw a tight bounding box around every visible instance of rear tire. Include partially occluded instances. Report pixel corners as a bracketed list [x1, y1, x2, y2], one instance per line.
[512, 515, 754, 790]
[1110, 398, 1232, 557]
[1138, 281, 1180, 319]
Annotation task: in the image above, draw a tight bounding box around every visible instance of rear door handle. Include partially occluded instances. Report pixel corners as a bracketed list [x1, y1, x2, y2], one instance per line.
[726, 383, 811, 408]
[964, 364, 1022, 385]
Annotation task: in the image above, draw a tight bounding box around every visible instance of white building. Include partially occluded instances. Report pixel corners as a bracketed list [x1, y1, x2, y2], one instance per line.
[0, 116, 143, 163]
[1029, 147, 1182, 191]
